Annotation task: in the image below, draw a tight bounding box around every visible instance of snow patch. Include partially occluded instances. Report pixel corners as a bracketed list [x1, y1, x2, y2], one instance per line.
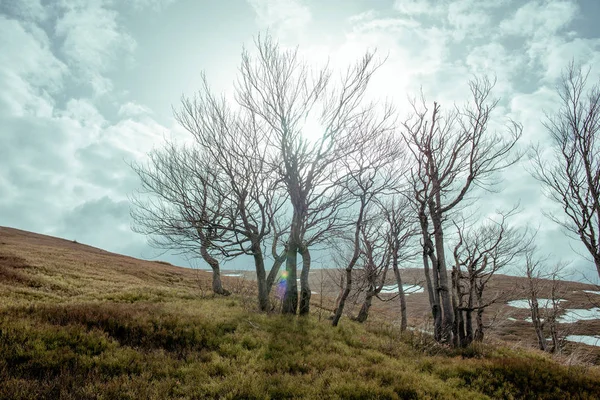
[558, 308, 600, 323]
[507, 299, 564, 309]
[565, 335, 600, 347]
[583, 290, 600, 296]
[224, 273, 244, 277]
[379, 284, 424, 294]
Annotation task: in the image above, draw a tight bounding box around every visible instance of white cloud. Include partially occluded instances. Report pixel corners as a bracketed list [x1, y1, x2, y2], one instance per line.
[1, 0, 48, 21]
[126, 0, 177, 11]
[499, 0, 578, 37]
[0, 17, 66, 117]
[118, 102, 153, 118]
[247, 0, 311, 40]
[54, 1, 136, 95]
[1, 0, 600, 276]
[393, 0, 440, 16]
[393, 0, 512, 41]
[540, 37, 600, 82]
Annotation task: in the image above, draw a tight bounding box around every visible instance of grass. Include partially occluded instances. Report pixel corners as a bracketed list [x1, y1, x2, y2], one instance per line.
[1, 227, 600, 399]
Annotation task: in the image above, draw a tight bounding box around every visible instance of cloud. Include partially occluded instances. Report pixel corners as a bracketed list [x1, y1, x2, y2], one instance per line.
[0, 0, 48, 22]
[247, 0, 311, 40]
[0, 16, 66, 117]
[393, 0, 440, 16]
[393, 0, 513, 42]
[126, 0, 177, 11]
[54, 1, 136, 96]
[118, 102, 153, 118]
[0, 0, 175, 259]
[499, 0, 578, 37]
[1, 0, 600, 278]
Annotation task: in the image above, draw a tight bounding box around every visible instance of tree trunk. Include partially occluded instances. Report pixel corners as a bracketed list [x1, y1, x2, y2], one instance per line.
[252, 242, 269, 311]
[355, 290, 374, 323]
[427, 176, 455, 344]
[451, 267, 461, 347]
[549, 315, 560, 354]
[266, 250, 286, 296]
[530, 299, 547, 351]
[282, 210, 301, 314]
[210, 267, 229, 296]
[420, 215, 441, 341]
[462, 310, 471, 346]
[198, 229, 229, 296]
[474, 287, 484, 342]
[430, 207, 454, 343]
[282, 240, 298, 314]
[332, 268, 352, 326]
[456, 310, 467, 347]
[434, 223, 454, 342]
[466, 278, 475, 344]
[392, 255, 407, 332]
[299, 244, 311, 315]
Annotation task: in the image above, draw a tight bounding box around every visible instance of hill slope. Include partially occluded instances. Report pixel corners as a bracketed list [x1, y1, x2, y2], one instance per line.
[1, 226, 600, 399]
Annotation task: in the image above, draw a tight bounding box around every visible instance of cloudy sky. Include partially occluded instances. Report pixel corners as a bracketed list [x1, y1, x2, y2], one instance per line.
[2, 0, 600, 281]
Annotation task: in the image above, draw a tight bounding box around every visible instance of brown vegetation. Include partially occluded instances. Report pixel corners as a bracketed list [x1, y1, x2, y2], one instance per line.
[2, 226, 600, 399]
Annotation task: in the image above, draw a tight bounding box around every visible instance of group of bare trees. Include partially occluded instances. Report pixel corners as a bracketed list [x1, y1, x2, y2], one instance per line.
[451, 207, 532, 347]
[130, 35, 600, 348]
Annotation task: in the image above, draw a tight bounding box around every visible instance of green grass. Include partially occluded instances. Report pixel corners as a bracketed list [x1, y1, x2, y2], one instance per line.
[1, 295, 600, 399]
[1, 228, 600, 399]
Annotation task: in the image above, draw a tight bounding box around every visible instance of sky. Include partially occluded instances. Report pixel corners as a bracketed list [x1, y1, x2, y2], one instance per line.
[1, 0, 600, 282]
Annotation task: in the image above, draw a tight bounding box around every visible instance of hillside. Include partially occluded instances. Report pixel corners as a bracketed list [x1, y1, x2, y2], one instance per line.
[309, 270, 600, 353]
[1, 226, 600, 399]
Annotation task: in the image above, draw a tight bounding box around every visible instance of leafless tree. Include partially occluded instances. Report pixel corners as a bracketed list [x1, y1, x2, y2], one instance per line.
[130, 142, 235, 296]
[331, 132, 403, 326]
[354, 211, 392, 323]
[236, 35, 394, 315]
[531, 62, 600, 280]
[402, 77, 523, 343]
[171, 74, 289, 311]
[132, 74, 289, 309]
[524, 249, 569, 353]
[451, 206, 532, 347]
[382, 196, 418, 332]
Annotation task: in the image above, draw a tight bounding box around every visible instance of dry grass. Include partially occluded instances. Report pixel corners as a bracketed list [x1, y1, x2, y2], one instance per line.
[1, 226, 600, 399]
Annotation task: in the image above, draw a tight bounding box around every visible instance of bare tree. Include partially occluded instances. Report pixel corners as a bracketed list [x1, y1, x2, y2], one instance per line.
[133, 73, 289, 309]
[531, 62, 600, 280]
[402, 77, 523, 343]
[382, 196, 418, 332]
[354, 211, 392, 323]
[171, 74, 289, 311]
[524, 249, 568, 353]
[451, 206, 531, 347]
[130, 142, 235, 296]
[236, 35, 394, 315]
[331, 132, 402, 326]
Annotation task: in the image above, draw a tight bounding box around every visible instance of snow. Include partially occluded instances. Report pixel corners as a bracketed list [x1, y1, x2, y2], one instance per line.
[507, 317, 517, 321]
[583, 290, 600, 295]
[224, 273, 244, 277]
[379, 284, 424, 294]
[565, 335, 600, 347]
[506, 299, 564, 309]
[557, 308, 600, 323]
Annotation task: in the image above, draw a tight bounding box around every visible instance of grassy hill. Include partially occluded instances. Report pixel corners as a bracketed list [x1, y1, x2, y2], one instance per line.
[1, 226, 600, 399]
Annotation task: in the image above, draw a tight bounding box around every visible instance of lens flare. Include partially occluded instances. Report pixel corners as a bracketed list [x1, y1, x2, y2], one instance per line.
[277, 271, 288, 299]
